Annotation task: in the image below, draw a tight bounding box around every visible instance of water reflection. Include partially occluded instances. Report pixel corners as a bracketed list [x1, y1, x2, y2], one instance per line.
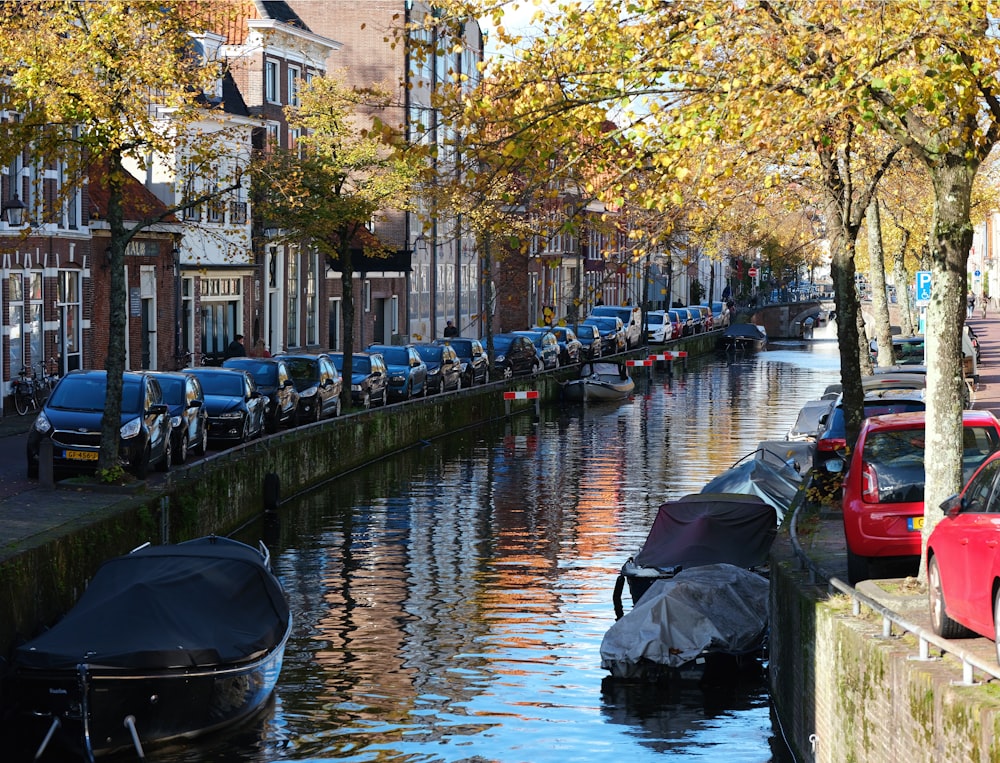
[154, 341, 839, 762]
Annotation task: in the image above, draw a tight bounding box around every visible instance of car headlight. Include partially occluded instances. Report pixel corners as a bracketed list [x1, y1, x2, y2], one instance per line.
[33, 412, 52, 434]
[218, 411, 243, 420]
[170, 415, 182, 428]
[389, 373, 406, 383]
[120, 417, 141, 439]
[496, 354, 506, 362]
[352, 383, 363, 392]
[300, 386, 318, 399]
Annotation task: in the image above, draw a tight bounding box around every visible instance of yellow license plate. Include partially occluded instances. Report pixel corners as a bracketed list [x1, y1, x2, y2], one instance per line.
[65, 450, 99, 461]
[908, 516, 924, 531]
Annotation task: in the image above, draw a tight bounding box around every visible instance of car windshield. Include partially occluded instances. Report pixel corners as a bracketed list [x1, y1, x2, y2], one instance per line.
[231, 361, 276, 385]
[198, 373, 244, 397]
[48, 376, 143, 413]
[379, 347, 409, 365]
[157, 377, 185, 405]
[493, 336, 515, 352]
[353, 357, 372, 373]
[284, 359, 319, 382]
[826, 402, 926, 440]
[418, 347, 442, 362]
[648, 314, 664, 325]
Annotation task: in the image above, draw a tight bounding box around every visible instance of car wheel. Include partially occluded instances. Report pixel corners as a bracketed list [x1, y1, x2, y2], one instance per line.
[929, 556, 971, 638]
[133, 445, 152, 479]
[456, 376, 462, 391]
[175, 432, 189, 465]
[333, 397, 341, 417]
[195, 424, 209, 455]
[845, 548, 870, 586]
[361, 392, 371, 410]
[238, 418, 250, 445]
[156, 437, 172, 472]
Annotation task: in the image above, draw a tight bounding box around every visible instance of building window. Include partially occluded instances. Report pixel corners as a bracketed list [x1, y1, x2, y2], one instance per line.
[305, 253, 318, 345]
[207, 182, 223, 223]
[288, 65, 301, 107]
[8, 272, 24, 380]
[56, 269, 82, 373]
[364, 279, 371, 313]
[181, 276, 194, 362]
[287, 250, 299, 348]
[199, 277, 241, 360]
[265, 58, 279, 103]
[265, 122, 280, 152]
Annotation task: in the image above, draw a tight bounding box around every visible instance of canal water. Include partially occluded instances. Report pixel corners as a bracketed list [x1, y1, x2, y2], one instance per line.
[163, 333, 841, 762]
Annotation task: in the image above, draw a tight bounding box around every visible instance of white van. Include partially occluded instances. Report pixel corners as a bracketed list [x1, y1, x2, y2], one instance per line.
[589, 305, 642, 349]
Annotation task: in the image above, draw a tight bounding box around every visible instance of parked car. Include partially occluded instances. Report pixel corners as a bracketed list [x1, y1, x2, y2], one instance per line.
[433, 337, 489, 387]
[665, 310, 685, 340]
[646, 310, 669, 343]
[414, 343, 463, 394]
[928, 446, 1000, 656]
[589, 305, 643, 349]
[571, 323, 604, 360]
[841, 409, 1000, 584]
[706, 301, 731, 328]
[583, 315, 627, 355]
[148, 370, 209, 464]
[490, 333, 541, 379]
[26, 369, 172, 479]
[513, 329, 560, 370]
[367, 344, 429, 401]
[671, 307, 696, 336]
[812, 390, 927, 494]
[185, 367, 266, 445]
[330, 351, 388, 409]
[277, 353, 342, 422]
[535, 326, 583, 365]
[693, 305, 714, 332]
[223, 357, 300, 433]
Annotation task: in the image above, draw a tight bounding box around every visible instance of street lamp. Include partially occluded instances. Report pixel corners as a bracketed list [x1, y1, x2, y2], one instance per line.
[3, 195, 27, 227]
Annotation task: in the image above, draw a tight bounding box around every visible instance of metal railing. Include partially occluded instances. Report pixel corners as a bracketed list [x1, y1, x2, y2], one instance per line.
[788, 502, 1000, 685]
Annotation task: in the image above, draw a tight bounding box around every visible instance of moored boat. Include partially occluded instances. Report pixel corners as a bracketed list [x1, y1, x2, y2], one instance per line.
[6, 535, 291, 761]
[562, 361, 635, 402]
[718, 323, 767, 353]
[603, 493, 777, 682]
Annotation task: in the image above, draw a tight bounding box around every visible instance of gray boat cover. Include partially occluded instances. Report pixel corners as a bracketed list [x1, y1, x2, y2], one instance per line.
[14, 537, 290, 671]
[633, 493, 776, 570]
[600, 563, 769, 674]
[699, 456, 801, 522]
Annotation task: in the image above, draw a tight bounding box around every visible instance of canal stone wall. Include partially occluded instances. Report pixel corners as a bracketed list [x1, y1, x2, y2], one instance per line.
[770, 532, 1000, 762]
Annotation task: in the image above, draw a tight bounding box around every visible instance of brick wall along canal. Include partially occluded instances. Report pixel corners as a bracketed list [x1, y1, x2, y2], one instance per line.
[159, 338, 841, 763]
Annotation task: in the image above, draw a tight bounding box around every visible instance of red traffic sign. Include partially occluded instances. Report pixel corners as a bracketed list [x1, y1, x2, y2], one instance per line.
[748, 267, 759, 277]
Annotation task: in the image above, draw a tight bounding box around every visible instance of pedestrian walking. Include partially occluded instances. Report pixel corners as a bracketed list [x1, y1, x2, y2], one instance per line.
[224, 334, 246, 359]
[982, 293, 989, 319]
[968, 293, 975, 318]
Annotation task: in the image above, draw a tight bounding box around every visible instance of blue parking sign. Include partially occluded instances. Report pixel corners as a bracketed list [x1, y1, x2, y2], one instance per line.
[915, 271, 932, 303]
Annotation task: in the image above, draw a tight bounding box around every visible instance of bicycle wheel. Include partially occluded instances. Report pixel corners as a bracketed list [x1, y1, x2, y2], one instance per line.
[14, 384, 31, 415]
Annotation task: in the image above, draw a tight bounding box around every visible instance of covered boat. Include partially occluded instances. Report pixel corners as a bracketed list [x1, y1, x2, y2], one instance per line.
[604, 494, 777, 681]
[699, 450, 802, 522]
[562, 361, 635, 402]
[717, 322, 767, 353]
[7, 535, 292, 761]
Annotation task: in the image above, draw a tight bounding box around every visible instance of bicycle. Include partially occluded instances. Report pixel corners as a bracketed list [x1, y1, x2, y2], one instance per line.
[13, 367, 40, 415]
[35, 359, 59, 405]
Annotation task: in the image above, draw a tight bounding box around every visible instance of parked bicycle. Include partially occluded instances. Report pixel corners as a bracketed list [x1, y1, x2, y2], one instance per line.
[12, 360, 59, 415]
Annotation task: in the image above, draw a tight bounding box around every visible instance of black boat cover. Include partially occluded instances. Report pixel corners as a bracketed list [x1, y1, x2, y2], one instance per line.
[722, 323, 766, 341]
[633, 493, 777, 570]
[14, 537, 290, 671]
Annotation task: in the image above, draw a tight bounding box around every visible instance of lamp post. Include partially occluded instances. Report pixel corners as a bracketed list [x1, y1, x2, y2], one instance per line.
[3, 195, 27, 227]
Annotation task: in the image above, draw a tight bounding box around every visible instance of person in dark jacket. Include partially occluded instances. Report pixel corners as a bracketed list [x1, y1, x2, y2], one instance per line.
[224, 334, 246, 359]
[444, 320, 459, 338]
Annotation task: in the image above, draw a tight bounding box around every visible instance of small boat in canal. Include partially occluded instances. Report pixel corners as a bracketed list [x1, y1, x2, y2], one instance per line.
[6, 535, 292, 761]
[562, 361, 635, 402]
[603, 493, 777, 682]
[717, 322, 767, 353]
[699, 449, 803, 523]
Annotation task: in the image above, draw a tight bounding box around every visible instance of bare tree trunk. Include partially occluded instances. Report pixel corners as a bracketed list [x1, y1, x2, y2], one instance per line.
[866, 199, 894, 369]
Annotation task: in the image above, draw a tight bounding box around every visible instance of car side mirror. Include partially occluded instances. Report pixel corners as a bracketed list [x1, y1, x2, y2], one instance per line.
[148, 403, 169, 416]
[939, 493, 962, 517]
[189, 399, 203, 409]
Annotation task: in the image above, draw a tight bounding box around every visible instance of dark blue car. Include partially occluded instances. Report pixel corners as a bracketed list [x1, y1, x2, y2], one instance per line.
[185, 367, 266, 446]
[148, 371, 209, 464]
[367, 344, 429, 401]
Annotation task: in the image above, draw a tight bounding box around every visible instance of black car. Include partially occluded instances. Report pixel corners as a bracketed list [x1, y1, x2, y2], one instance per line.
[26, 370, 172, 479]
[571, 323, 604, 360]
[490, 333, 541, 380]
[185, 367, 266, 445]
[223, 357, 300, 433]
[277, 353, 342, 422]
[414, 343, 463, 394]
[434, 337, 489, 387]
[330, 351, 389, 409]
[148, 371, 209, 464]
[532, 326, 583, 365]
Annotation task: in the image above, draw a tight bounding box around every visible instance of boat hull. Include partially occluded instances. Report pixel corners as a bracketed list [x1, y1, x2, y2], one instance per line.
[563, 376, 634, 402]
[12, 617, 291, 759]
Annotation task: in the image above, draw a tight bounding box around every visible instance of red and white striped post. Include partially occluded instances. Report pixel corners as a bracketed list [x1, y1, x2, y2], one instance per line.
[626, 358, 653, 380]
[503, 389, 540, 419]
[648, 352, 674, 375]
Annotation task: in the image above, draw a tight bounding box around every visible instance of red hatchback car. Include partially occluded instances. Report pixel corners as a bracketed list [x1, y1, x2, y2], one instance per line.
[928, 449, 1000, 661]
[842, 409, 1000, 584]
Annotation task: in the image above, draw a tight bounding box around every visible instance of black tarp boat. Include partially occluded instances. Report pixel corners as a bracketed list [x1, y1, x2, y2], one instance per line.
[717, 323, 767, 353]
[6, 535, 292, 761]
[699, 450, 802, 523]
[603, 494, 777, 682]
